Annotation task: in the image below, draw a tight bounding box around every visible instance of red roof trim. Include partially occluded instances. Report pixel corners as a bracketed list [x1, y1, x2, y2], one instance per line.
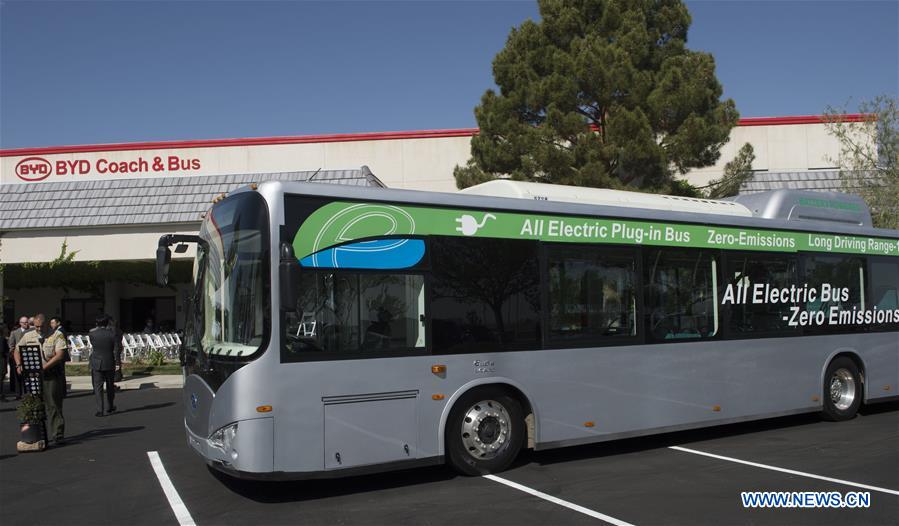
[736, 113, 869, 127]
[0, 128, 480, 157]
[0, 114, 870, 157]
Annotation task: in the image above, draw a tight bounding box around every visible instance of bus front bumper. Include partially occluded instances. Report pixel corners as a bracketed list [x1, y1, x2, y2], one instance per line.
[184, 417, 274, 474]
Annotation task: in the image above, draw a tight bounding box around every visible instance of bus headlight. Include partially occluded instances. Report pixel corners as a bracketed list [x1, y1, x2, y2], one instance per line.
[209, 422, 238, 451]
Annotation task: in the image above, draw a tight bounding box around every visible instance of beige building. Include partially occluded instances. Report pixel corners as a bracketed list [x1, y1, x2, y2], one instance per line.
[0, 114, 864, 330]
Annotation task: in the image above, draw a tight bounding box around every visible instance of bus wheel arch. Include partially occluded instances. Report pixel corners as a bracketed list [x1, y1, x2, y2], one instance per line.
[821, 352, 866, 421]
[440, 380, 535, 476]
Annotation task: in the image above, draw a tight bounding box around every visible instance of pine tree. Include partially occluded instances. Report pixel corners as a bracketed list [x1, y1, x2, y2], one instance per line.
[455, 0, 739, 193]
[706, 143, 755, 199]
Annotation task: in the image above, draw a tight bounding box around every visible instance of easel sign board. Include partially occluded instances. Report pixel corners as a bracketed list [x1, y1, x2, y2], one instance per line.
[17, 344, 48, 451]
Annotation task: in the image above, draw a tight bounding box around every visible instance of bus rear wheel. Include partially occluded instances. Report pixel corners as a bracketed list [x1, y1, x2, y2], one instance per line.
[446, 388, 524, 476]
[822, 357, 862, 421]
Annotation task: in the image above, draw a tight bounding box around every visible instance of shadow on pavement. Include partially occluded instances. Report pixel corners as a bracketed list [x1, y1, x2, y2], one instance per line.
[64, 426, 145, 445]
[520, 401, 898, 469]
[212, 464, 458, 503]
[116, 402, 175, 415]
[64, 391, 95, 400]
[860, 400, 899, 415]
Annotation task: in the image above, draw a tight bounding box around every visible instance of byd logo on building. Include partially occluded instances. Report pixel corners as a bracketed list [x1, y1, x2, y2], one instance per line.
[15, 157, 53, 182]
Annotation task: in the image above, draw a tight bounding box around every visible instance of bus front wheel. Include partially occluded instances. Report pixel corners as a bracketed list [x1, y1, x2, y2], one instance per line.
[446, 388, 524, 476]
[822, 357, 862, 421]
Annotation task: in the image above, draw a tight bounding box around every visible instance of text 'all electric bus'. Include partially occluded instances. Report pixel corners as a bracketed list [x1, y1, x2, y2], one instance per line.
[156, 172, 899, 480]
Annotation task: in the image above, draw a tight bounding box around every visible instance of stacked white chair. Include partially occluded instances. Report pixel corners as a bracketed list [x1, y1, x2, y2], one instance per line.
[121, 334, 136, 361]
[163, 333, 179, 358]
[129, 333, 147, 360]
[75, 335, 92, 360]
[136, 334, 151, 355]
[68, 335, 83, 362]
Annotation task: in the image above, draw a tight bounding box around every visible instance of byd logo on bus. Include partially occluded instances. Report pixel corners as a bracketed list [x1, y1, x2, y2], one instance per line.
[15, 156, 53, 182]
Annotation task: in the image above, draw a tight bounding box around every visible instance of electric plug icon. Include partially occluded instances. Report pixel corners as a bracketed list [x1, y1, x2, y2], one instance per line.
[455, 213, 496, 236]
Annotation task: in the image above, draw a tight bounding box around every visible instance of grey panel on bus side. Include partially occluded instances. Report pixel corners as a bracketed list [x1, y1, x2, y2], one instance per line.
[232, 331, 898, 474]
[323, 391, 419, 469]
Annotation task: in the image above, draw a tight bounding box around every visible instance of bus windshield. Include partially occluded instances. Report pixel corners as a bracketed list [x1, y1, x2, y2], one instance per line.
[192, 192, 270, 362]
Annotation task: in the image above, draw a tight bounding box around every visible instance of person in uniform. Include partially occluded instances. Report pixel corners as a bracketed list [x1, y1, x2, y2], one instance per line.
[14, 313, 67, 446]
[0, 323, 9, 402]
[88, 314, 119, 416]
[7, 316, 30, 400]
[49, 317, 69, 397]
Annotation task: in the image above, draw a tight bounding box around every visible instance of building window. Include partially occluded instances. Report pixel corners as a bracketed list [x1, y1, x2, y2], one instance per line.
[62, 299, 105, 333]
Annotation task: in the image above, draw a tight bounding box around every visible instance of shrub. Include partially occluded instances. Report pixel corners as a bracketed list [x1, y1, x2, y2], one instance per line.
[148, 350, 166, 366]
[16, 394, 46, 424]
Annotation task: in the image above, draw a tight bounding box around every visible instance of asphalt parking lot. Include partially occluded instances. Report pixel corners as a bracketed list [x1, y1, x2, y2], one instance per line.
[1, 388, 897, 526]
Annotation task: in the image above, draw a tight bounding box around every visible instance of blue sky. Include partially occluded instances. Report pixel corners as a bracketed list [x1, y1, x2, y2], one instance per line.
[1, 1, 896, 149]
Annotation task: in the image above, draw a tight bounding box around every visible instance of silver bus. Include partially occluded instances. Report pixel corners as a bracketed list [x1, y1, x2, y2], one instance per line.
[156, 179, 899, 480]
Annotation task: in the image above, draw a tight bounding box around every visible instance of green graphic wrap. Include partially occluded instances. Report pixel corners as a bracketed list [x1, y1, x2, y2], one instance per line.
[293, 201, 899, 260]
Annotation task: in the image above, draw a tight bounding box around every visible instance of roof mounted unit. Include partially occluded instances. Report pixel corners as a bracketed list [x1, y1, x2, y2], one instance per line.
[727, 190, 872, 228]
[459, 180, 753, 217]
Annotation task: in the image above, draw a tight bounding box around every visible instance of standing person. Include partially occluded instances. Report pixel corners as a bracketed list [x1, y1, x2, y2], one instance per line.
[109, 317, 124, 391]
[0, 323, 9, 402]
[49, 317, 70, 398]
[142, 317, 155, 334]
[7, 316, 29, 400]
[88, 314, 118, 416]
[13, 313, 67, 446]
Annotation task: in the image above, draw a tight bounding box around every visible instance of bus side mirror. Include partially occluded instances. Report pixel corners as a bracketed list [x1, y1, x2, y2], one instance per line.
[156, 245, 172, 287]
[280, 260, 301, 310]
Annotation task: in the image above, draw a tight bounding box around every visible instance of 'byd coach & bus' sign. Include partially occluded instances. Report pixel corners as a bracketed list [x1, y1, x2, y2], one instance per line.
[14, 155, 202, 181]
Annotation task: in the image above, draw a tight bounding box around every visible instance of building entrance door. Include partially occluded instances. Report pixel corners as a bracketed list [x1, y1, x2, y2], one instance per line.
[119, 297, 176, 332]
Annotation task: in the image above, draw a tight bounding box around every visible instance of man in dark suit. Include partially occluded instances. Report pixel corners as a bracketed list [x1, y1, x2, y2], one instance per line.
[89, 314, 119, 416]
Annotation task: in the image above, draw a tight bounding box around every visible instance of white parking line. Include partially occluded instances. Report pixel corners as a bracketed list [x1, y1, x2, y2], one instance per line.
[148, 451, 197, 526]
[669, 445, 899, 496]
[484, 474, 636, 525]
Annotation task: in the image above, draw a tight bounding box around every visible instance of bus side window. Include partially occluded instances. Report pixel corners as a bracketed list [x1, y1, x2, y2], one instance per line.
[546, 245, 638, 344]
[644, 248, 720, 342]
[724, 253, 799, 336]
[802, 255, 866, 334]
[283, 271, 426, 357]
[869, 259, 899, 330]
[430, 236, 541, 354]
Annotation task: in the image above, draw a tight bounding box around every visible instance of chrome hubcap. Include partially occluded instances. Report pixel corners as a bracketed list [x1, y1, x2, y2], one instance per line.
[829, 368, 856, 411]
[460, 400, 511, 460]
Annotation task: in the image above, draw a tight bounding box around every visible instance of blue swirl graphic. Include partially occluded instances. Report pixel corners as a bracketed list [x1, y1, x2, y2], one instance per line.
[299, 238, 425, 269]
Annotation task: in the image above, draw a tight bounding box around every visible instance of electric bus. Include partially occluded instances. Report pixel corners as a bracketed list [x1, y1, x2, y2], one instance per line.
[156, 178, 899, 480]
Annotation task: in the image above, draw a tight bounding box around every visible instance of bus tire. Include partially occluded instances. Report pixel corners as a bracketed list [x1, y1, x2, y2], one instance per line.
[446, 387, 524, 476]
[822, 357, 862, 422]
